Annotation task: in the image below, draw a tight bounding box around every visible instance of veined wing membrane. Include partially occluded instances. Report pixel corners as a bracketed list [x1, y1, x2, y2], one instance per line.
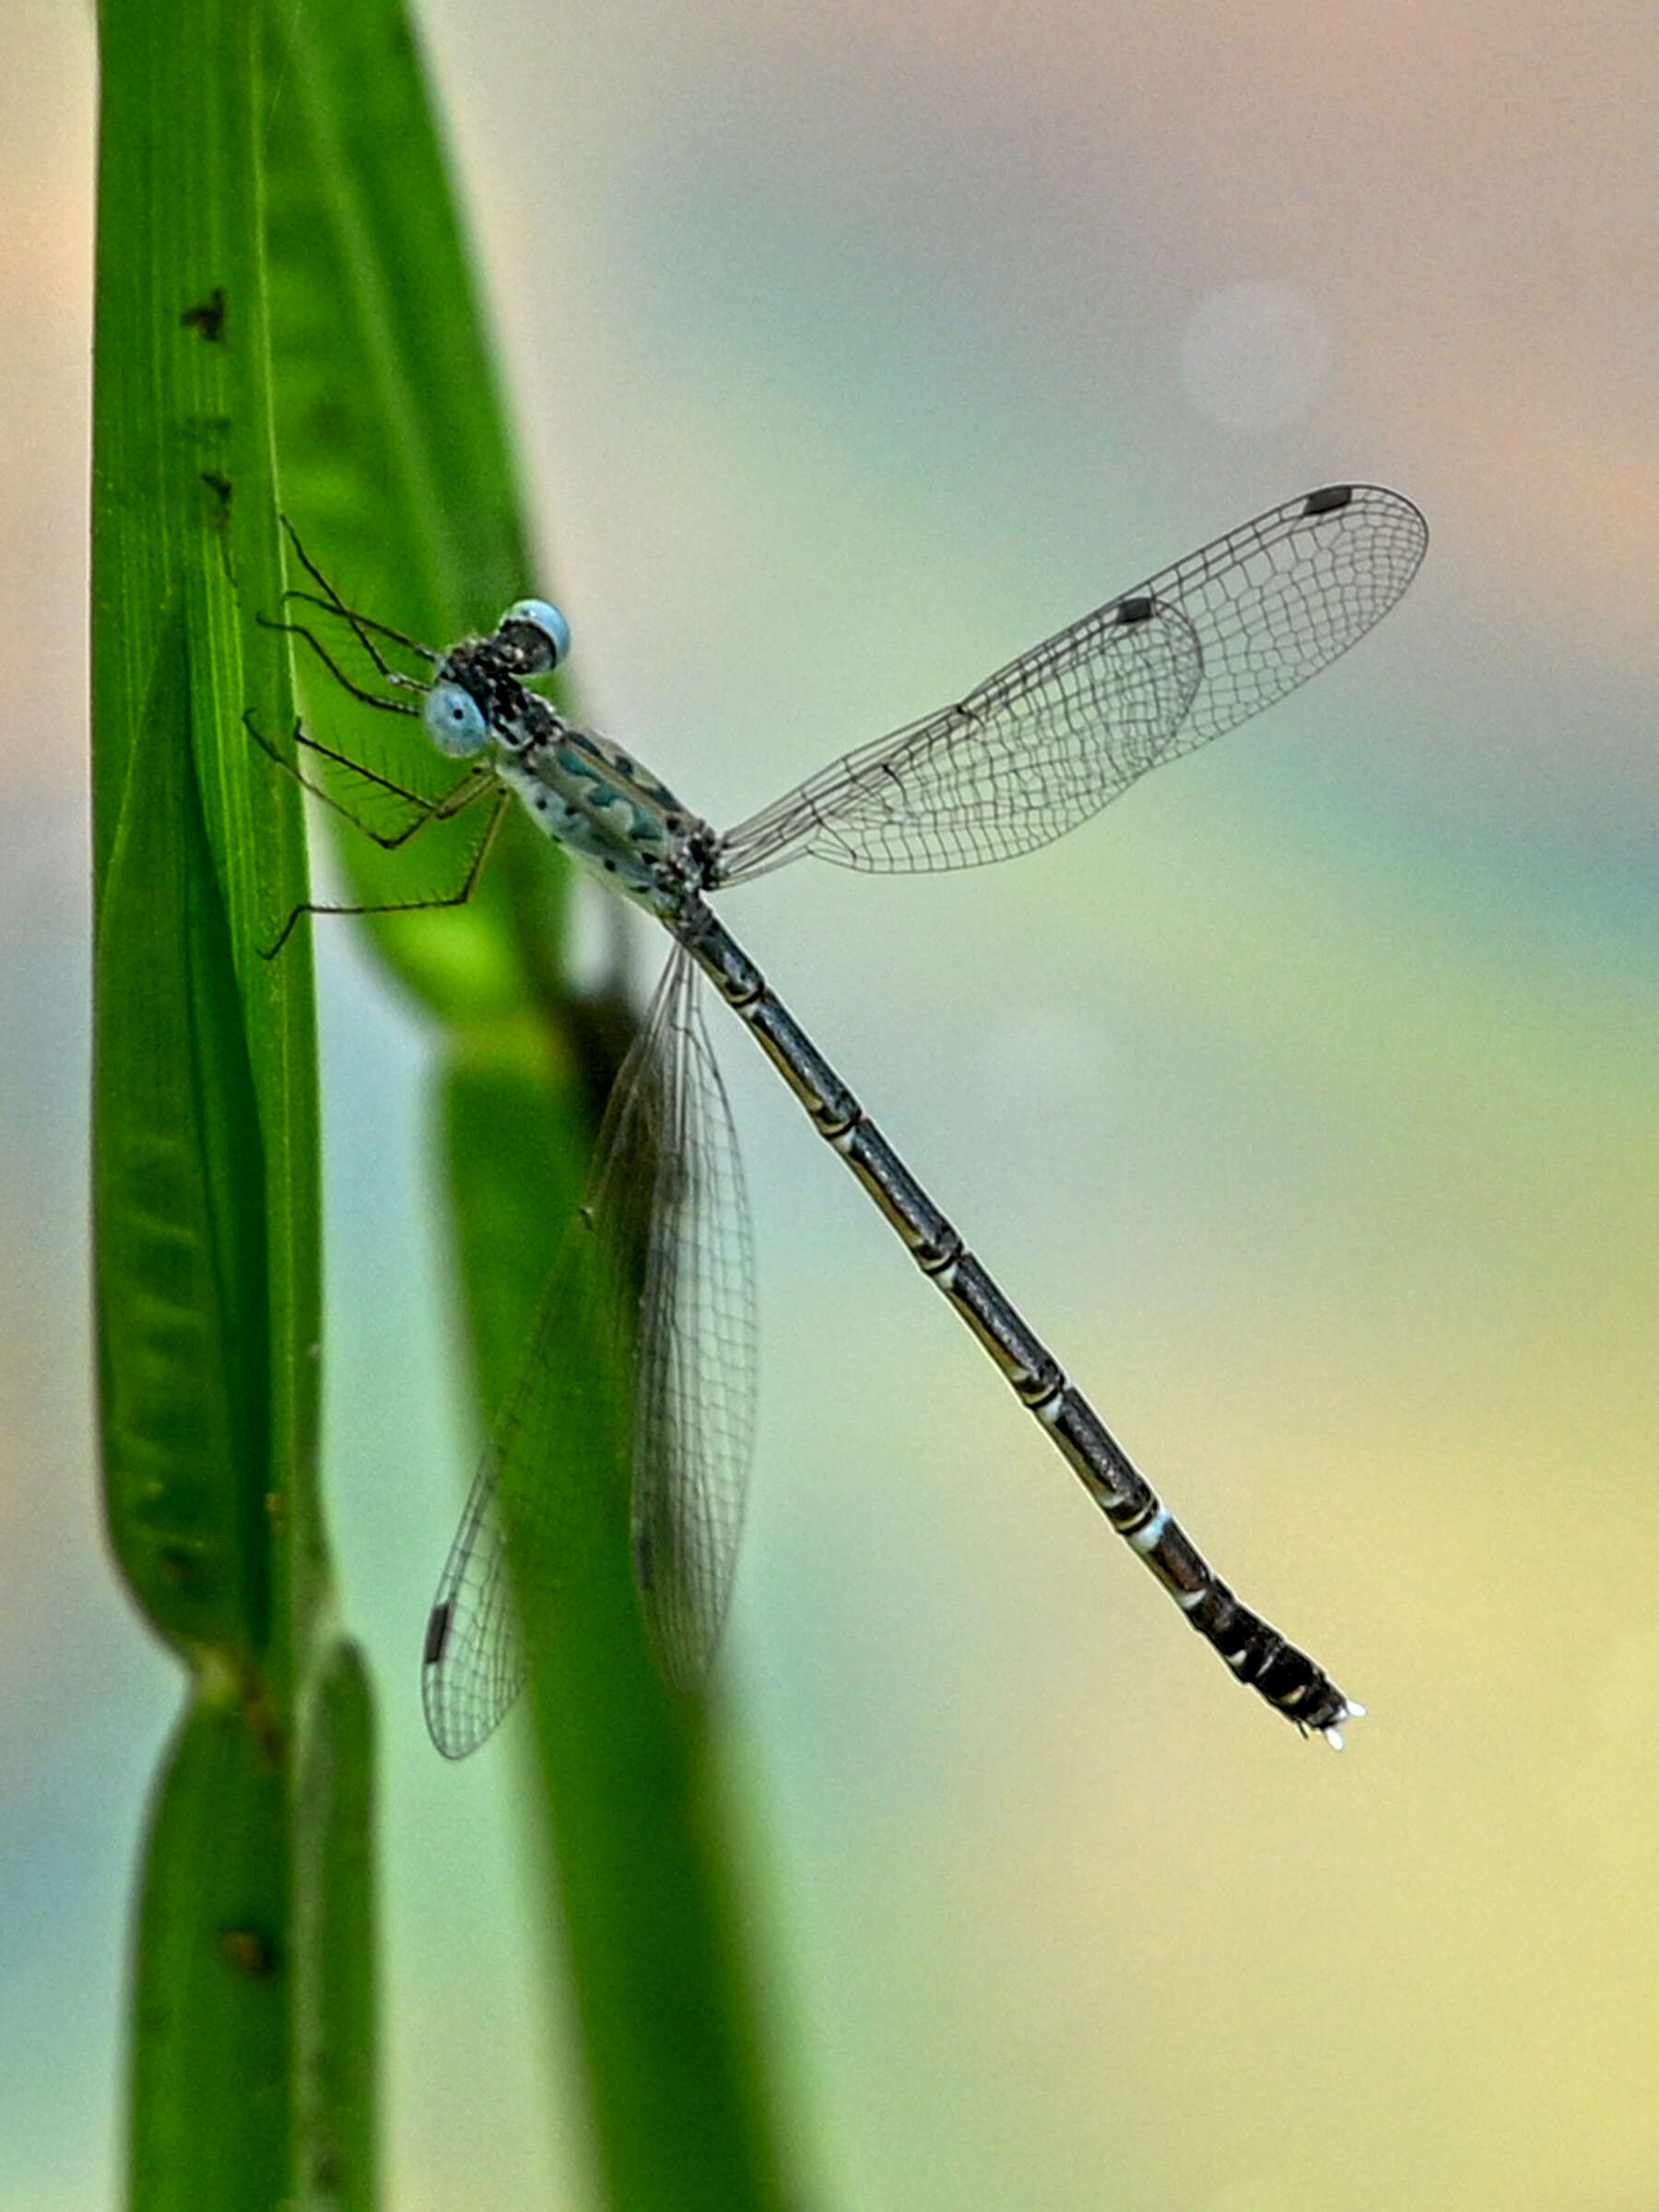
[713, 484, 1427, 884]
[421, 947, 756, 1755]
[629, 947, 757, 1689]
[420, 1151, 635, 1760]
[714, 594, 1202, 881]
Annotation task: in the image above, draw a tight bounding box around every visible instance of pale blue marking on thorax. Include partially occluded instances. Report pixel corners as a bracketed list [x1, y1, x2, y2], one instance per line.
[498, 723, 708, 918]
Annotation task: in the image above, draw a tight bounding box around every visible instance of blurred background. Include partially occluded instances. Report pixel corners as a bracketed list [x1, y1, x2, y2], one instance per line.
[5, 0, 1657, 2205]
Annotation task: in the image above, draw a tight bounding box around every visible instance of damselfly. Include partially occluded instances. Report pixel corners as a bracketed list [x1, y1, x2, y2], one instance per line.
[276, 484, 1426, 1756]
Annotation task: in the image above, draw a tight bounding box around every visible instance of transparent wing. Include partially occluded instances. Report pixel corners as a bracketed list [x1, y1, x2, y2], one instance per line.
[629, 947, 758, 1689]
[713, 484, 1427, 885]
[420, 946, 756, 1758]
[420, 1074, 643, 1762]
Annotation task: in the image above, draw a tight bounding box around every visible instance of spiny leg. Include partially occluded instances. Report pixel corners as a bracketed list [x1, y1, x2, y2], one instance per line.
[276, 515, 439, 688]
[253, 525, 512, 954]
[259, 611, 424, 717]
[244, 710, 494, 848]
[261, 788, 512, 959]
[279, 589, 439, 665]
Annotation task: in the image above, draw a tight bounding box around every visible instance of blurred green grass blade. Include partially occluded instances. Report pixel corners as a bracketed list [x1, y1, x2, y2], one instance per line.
[529, 1583, 786, 2212]
[264, 0, 550, 1020]
[444, 1051, 794, 2212]
[263, 0, 526, 609]
[262, 1, 797, 2199]
[440, 1030, 600, 1415]
[93, 2, 375, 2206]
[446, 1068, 785, 2207]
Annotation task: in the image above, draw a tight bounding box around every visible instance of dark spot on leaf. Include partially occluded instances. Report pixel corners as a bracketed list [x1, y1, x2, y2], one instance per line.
[219, 1927, 279, 1979]
[182, 287, 227, 343]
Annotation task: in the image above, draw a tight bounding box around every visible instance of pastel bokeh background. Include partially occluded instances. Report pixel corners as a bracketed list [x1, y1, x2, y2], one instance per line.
[6, 1, 1657, 2206]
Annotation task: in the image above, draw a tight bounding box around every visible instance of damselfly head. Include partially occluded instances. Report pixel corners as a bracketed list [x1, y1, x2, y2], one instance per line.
[498, 598, 571, 676]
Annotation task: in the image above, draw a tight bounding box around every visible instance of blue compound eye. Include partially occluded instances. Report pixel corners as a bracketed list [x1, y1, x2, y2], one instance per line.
[500, 597, 571, 674]
[424, 680, 489, 757]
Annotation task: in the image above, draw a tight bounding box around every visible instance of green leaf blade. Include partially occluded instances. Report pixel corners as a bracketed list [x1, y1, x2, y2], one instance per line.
[94, 3, 374, 2206]
[95, 595, 273, 1653]
[127, 1694, 291, 2212]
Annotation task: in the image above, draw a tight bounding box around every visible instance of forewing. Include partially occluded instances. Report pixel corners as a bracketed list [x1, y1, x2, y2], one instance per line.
[421, 979, 666, 1759]
[714, 484, 1426, 883]
[629, 949, 758, 1688]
